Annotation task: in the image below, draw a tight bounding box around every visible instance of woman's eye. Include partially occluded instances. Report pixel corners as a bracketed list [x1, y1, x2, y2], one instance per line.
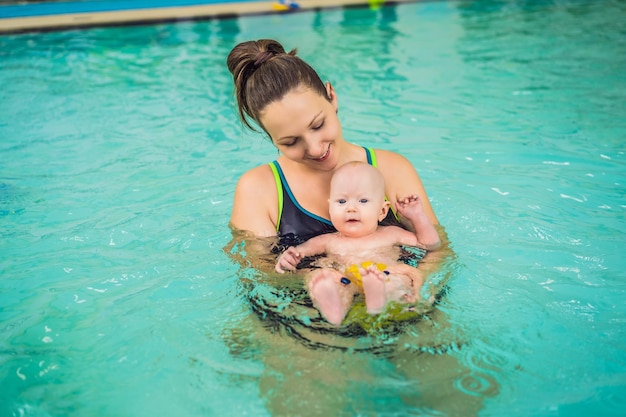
[312, 121, 325, 130]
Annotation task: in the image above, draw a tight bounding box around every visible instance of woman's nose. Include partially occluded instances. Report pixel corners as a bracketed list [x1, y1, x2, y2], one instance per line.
[305, 137, 326, 158]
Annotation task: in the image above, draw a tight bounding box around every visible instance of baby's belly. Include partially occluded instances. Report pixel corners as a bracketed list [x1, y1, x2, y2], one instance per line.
[325, 246, 402, 269]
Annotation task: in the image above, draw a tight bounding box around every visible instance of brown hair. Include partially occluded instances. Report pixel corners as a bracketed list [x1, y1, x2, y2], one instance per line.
[226, 39, 329, 132]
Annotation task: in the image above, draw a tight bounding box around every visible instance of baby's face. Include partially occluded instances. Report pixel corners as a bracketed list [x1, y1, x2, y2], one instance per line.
[328, 167, 388, 238]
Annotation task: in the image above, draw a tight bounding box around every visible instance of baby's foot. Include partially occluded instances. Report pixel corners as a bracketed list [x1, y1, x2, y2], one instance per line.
[360, 266, 387, 314]
[309, 271, 345, 326]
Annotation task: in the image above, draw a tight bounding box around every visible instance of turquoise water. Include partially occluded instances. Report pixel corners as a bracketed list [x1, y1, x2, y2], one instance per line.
[1, 0, 625, 416]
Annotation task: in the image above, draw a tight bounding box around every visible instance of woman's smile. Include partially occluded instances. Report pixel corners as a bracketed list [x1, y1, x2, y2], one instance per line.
[309, 144, 331, 161]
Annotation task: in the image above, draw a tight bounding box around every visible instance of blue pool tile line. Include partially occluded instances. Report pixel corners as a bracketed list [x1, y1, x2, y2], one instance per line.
[0, 0, 261, 18]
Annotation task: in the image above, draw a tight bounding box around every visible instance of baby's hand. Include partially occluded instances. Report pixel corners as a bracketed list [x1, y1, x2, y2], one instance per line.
[275, 246, 303, 273]
[396, 194, 425, 218]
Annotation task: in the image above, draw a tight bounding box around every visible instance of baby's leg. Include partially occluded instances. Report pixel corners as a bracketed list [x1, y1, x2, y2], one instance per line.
[307, 268, 356, 326]
[360, 265, 388, 314]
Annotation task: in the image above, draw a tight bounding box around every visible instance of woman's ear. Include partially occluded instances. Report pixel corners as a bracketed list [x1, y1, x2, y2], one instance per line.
[378, 201, 391, 222]
[326, 82, 338, 111]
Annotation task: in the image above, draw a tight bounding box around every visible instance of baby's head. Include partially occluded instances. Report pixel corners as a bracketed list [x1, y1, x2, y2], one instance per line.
[329, 162, 390, 237]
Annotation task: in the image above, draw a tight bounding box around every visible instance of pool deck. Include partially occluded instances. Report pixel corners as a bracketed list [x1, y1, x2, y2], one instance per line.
[0, 0, 412, 34]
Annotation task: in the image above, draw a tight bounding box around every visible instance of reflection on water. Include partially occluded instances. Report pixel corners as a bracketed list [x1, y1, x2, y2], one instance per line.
[223, 230, 498, 415]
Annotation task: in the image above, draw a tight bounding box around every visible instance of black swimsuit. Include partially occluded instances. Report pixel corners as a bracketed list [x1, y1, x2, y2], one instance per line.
[269, 147, 403, 245]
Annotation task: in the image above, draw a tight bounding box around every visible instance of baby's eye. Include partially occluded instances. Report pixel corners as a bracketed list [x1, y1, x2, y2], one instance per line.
[337, 198, 346, 204]
[359, 198, 369, 204]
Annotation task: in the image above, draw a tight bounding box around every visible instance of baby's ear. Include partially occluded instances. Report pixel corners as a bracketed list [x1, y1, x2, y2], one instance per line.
[378, 200, 391, 221]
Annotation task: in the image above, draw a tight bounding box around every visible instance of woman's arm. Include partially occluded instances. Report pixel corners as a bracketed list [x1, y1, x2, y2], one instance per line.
[375, 149, 453, 297]
[375, 149, 439, 228]
[230, 164, 279, 237]
[227, 165, 282, 267]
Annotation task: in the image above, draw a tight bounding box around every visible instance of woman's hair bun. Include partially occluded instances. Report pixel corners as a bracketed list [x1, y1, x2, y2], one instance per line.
[254, 50, 275, 67]
[226, 38, 323, 132]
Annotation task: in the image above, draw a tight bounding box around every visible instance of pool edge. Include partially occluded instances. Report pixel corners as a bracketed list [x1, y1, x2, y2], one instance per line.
[0, 0, 416, 34]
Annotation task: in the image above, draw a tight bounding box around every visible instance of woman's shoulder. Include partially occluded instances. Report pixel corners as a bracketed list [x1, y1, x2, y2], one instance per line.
[231, 162, 279, 235]
[233, 163, 278, 216]
[371, 148, 416, 177]
[236, 163, 276, 190]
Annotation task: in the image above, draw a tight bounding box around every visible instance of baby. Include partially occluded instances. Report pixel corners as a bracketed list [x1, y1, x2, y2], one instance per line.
[275, 161, 441, 326]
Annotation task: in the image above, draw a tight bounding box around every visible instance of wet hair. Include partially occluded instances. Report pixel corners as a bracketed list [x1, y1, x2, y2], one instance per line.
[226, 39, 329, 132]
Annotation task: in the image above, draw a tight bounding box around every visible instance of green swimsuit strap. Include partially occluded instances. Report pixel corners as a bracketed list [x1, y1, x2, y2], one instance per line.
[269, 161, 283, 232]
[366, 146, 379, 167]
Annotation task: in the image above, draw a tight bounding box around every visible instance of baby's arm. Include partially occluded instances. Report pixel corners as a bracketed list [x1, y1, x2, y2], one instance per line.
[275, 235, 329, 273]
[396, 195, 441, 250]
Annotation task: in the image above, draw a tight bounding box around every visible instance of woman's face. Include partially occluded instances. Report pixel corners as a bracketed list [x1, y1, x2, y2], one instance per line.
[259, 85, 342, 171]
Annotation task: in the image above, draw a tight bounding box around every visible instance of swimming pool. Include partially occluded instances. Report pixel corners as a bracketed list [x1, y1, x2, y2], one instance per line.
[1, 0, 625, 415]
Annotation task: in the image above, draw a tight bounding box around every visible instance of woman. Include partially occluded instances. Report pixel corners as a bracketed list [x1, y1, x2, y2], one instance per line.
[226, 39, 440, 248]
[223, 43, 478, 414]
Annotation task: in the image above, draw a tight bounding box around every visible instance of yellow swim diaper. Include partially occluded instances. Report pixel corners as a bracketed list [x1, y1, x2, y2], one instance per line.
[343, 261, 388, 287]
